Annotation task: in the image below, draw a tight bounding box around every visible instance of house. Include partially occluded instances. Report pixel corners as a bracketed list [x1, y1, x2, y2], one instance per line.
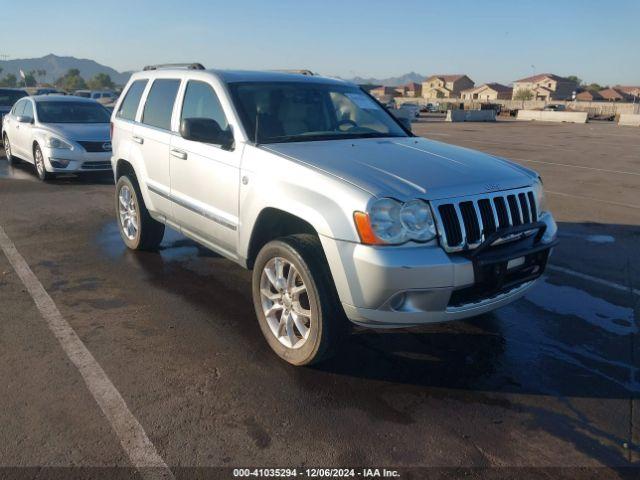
[575, 90, 603, 101]
[461, 83, 513, 101]
[422, 74, 474, 98]
[369, 86, 400, 98]
[616, 86, 640, 98]
[396, 82, 422, 97]
[598, 87, 632, 102]
[511, 73, 578, 101]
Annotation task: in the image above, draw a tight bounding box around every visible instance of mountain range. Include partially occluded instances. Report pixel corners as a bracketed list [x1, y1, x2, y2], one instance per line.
[340, 72, 426, 86]
[0, 54, 132, 85]
[0, 54, 425, 88]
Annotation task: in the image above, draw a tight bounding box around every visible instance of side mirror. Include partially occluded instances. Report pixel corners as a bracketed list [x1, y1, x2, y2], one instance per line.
[180, 117, 233, 149]
[17, 115, 34, 124]
[398, 117, 412, 132]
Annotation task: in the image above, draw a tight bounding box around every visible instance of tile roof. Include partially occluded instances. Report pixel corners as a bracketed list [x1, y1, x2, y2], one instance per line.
[514, 73, 574, 83]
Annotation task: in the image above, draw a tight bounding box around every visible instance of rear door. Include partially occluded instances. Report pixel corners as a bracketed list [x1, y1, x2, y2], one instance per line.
[134, 78, 181, 220]
[5, 99, 26, 157]
[15, 99, 35, 160]
[169, 79, 240, 257]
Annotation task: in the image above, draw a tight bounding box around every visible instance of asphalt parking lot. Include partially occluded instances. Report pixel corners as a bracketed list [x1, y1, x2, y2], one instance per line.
[0, 119, 639, 478]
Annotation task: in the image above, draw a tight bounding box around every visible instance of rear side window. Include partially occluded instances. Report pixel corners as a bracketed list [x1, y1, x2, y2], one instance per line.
[180, 81, 229, 130]
[142, 79, 180, 130]
[22, 101, 34, 118]
[117, 80, 148, 121]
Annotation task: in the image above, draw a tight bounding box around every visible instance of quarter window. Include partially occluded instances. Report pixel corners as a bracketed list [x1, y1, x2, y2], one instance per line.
[117, 80, 148, 121]
[180, 81, 229, 130]
[142, 79, 181, 130]
[12, 99, 27, 116]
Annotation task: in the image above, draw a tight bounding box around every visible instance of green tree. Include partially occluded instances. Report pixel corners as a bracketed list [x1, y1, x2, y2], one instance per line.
[567, 75, 582, 85]
[54, 69, 87, 91]
[513, 88, 534, 101]
[0, 73, 17, 87]
[586, 83, 604, 92]
[87, 73, 115, 90]
[24, 70, 37, 87]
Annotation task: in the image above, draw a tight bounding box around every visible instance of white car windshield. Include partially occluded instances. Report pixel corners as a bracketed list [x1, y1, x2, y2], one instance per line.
[36, 102, 111, 124]
[230, 82, 408, 144]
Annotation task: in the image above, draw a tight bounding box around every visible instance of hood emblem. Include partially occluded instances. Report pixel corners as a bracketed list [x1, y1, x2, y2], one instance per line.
[485, 183, 501, 192]
[102, 142, 112, 151]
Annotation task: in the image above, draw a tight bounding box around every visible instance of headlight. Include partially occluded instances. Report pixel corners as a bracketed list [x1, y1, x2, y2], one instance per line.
[354, 197, 437, 245]
[45, 136, 73, 150]
[533, 178, 546, 214]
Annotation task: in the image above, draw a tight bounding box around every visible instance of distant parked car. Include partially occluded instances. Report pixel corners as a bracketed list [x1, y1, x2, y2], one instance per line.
[74, 90, 117, 101]
[422, 102, 439, 113]
[1, 95, 112, 181]
[543, 104, 566, 111]
[399, 102, 420, 118]
[0, 88, 28, 120]
[34, 88, 66, 96]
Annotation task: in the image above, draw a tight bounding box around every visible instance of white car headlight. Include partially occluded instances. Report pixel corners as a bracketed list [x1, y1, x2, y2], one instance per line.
[45, 136, 73, 150]
[533, 178, 546, 214]
[355, 197, 437, 245]
[400, 199, 437, 241]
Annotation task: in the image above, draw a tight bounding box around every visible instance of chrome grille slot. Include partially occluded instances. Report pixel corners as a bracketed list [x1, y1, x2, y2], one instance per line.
[432, 187, 540, 253]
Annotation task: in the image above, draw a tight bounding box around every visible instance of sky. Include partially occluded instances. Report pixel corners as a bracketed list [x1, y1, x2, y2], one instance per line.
[3, 0, 640, 85]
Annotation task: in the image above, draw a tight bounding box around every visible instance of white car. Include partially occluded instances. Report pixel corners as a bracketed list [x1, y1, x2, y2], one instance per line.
[399, 102, 420, 118]
[2, 95, 112, 180]
[111, 64, 557, 366]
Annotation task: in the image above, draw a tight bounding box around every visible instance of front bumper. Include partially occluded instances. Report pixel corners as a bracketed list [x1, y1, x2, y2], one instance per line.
[322, 212, 557, 328]
[43, 146, 112, 173]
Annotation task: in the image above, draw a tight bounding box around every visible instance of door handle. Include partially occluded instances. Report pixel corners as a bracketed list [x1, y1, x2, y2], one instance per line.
[132, 136, 144, 144]
[170, 149, 187, 160]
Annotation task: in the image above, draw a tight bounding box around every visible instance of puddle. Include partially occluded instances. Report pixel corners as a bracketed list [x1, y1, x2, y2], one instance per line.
[525, 278, 636, 335]
[559, 231, 616, 244]
[0, 158, 38, 181]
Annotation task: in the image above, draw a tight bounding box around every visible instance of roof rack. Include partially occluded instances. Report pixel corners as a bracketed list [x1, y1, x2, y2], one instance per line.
[143, 63, 205, 71]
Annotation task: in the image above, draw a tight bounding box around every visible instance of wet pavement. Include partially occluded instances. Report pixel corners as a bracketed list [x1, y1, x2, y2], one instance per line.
[0, 120, 639, 478]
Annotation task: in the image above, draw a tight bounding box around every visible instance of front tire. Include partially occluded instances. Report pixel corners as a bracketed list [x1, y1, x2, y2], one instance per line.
[252, 234, 349, 366]
[115, 175, 165, 250]
[33, 144, 53, 181]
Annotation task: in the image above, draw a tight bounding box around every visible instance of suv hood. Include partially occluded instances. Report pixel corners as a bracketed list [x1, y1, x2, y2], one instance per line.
[40, 123, 110, 142]
[263, 137, 536, 200]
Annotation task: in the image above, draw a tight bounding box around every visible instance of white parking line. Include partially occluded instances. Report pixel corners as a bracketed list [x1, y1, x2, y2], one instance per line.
[545, 190, 640, 210]
[548, 265, 640, 297]
[0, 225, 173, 480]
[512, 158, 640, 177]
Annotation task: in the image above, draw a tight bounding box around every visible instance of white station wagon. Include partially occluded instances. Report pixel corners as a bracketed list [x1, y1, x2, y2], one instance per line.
[110, 63, 558, 366]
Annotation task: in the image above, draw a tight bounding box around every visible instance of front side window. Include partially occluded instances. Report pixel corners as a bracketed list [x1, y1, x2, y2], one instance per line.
[117, 80, 148, 121]
[180, 81, 229, 130]
[142, 79, 180, 130]
[36, 102, 111, 123]
[229, 82, 408, 144]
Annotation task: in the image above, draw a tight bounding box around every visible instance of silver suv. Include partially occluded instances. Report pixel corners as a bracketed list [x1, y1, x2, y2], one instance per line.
[110, 64, 558, 366]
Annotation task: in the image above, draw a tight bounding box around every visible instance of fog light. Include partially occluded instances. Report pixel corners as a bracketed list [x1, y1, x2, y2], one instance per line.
[389, 292, 407, 311]
[50, 158, 70, 168]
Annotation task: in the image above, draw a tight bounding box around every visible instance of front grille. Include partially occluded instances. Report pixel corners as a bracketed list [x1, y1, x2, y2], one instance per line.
[432, 187, 540, 252]
[78, 141, 111, 152]
[81, 161, 111, 170]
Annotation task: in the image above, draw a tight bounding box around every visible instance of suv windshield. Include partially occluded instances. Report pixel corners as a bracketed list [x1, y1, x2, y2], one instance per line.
[36, 101, 111, 123]
[0, 89, 27, 107]
[229, 82, 408, 144]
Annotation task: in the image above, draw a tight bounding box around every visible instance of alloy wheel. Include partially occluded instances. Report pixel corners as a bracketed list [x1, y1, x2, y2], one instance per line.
[260, 257, 312, 349]
[3, 136, 10, 160]
[118, 185, 139, 240]
[34, 147, 45, 176]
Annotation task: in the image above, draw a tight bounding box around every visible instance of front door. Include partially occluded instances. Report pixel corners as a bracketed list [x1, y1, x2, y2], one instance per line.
[169, 80, 240, 258]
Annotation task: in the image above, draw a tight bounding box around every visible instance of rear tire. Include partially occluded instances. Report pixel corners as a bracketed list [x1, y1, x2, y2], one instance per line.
[115, 174, 165, 250]
[33, 144, 53, 181]
[252, 234, 350, 366]
[3, 134, 18, 165]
